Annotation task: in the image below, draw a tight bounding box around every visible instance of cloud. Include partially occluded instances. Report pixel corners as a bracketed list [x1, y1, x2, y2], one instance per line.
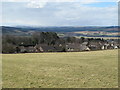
[26, 0, 119, 8]
[1, 0, 119, 2]
[26, 0, 76, 8]
[53, 2, 118, 26]
[1, 0, 29, 2]
[2, 0, 119, 9]
[27, 0, 48, 8]
[1, 2, 118, 26]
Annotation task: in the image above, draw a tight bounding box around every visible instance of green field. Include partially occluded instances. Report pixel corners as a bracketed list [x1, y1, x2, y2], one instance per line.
[2, 50, 118, 88]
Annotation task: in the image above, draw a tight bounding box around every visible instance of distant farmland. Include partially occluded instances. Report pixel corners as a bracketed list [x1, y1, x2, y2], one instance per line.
[2, 50, 118, 88]
[2, 26, 119, 38]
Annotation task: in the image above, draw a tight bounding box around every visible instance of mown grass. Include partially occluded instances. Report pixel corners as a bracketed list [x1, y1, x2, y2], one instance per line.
[2, 50, 118, 88]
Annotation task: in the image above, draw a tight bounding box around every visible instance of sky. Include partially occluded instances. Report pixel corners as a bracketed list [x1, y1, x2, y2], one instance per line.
[1, 0, 119, 26]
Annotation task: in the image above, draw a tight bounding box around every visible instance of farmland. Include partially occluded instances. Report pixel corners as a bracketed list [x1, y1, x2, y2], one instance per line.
[2, 50, 118, 88]
[2, 26, 119, 38]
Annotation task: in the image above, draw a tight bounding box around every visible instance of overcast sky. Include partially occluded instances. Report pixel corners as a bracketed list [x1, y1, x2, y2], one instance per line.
[1, 0, 118, 26]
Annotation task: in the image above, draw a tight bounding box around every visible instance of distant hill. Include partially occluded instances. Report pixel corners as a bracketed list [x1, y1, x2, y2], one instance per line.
[1, 26, 119, 37]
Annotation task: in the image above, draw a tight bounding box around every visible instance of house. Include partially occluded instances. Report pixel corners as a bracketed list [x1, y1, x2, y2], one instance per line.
[19, 44, 36, 53]
[106, 40, 119, 49]
[27, 46, 36, 53]
[35, 44, 54, 52]
[35, 44, 63, 52]
[41, 46, 56, 52]
[19, 46, 27, 53]
[99, 41, 109, 50]
[35, 44, 45, 52]
[66, 43, 80, 52]
[107, 45, 114, 49]
[65, 42, 90, 52]
[82, 42, 88, 45]
[88, 41, 103, 51]
[113, 43, 119, 49]
[103, 43, 109, 50]
[80, 42, 90, 51]
[114, 45, 118, 49]
[80, 44, 90, 51]
[54, 46, 65, 52]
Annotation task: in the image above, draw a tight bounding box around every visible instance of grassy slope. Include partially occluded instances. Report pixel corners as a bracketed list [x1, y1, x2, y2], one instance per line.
[2, 50, 118, 88]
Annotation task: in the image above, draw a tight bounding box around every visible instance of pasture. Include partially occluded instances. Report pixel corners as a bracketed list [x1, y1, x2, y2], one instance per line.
[2, 50, 118, 88]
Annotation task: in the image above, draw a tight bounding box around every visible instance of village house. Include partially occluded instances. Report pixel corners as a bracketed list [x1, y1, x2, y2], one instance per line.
[111, 41, 119, 49]
[80, 42, 90, 51]
[66, 42, 90, 52]
[66, 43, 80, 52]
[16, 39, 119, 53]
[106, 40, 119, 49]
[35, 44, 54, 52]
[35, 44, 64, 52]
[102, 43, 109, 50]
[19, 44, 36, 53]
[88, 41, 102, 51]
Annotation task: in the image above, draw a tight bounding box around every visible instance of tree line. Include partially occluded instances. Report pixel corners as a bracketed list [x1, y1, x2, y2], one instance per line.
[2, 32, 106, 53]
